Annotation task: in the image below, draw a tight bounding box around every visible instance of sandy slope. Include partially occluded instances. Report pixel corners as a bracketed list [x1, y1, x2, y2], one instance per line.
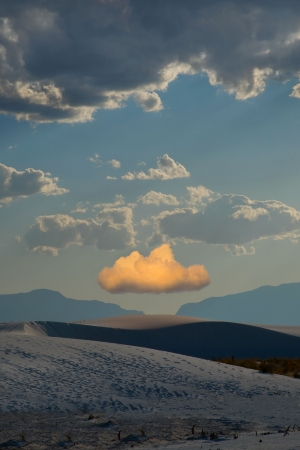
[1, 333, 300, 424]
[2, 318, 300, 449]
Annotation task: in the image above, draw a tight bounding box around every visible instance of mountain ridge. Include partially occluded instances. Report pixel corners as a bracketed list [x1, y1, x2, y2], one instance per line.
[176, 282, 300, 325]
[0, 289, 144, 322]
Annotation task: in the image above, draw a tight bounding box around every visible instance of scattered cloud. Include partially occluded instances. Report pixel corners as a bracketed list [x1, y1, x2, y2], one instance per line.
[138, 191, 179, 206]
[137, 161, 146, 166]
[134, 91, 163, 112]
[98, 243, 210, 294]
[107, 159, 121, 169]
[71, 202, 89, 214]
[106, 176, 117, 180]
[24, 207, 135, 255]
[155, 192, 300, 254]
[94, 195, 125, 209]
[88, 154, 102, 167]
[0, 163, 68, 203]
[224, 244, 255, 256]
[122, 154, 190, 181]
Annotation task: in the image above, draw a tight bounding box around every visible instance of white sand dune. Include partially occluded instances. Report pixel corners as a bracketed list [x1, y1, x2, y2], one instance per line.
[1, 333, 300, 449]
[2, 316, 300, 449]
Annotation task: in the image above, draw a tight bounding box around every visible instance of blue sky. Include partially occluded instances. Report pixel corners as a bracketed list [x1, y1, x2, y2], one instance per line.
[1, 1, 300, 313]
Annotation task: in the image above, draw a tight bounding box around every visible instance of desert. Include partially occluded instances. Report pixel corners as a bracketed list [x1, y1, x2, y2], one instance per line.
[2, 1, 300, 448]
[1, 315, 300, 449]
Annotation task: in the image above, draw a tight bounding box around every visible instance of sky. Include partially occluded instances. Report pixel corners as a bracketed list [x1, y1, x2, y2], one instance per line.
[1, 0, 300, 314]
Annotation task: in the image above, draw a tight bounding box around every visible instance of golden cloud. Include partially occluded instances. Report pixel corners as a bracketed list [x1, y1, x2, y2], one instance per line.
[98, 243, 210, 294]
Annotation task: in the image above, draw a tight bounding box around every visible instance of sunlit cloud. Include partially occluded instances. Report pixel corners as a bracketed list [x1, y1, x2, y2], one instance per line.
[134, 91, 163, 112]
[98, 243, 210, 294]
[138, 191, 179, 206]
[121, 154, 190, 181]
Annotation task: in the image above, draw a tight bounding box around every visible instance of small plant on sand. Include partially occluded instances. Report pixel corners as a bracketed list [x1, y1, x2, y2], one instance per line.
[210, 432, 218, 440]
[88, 414, 95, 420]
[65, 434, 72, 441]
[19, 433, 26, 441]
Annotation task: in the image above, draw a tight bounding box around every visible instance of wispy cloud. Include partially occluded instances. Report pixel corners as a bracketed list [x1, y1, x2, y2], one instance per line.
[107, 159, 121, 168]
[88, 154, 102, 167]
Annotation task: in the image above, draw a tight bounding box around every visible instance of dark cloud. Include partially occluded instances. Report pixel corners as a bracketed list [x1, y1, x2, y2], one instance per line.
[1, 1, 300, 122]
[0, 163, 68, 203]
[156, 193, 300, 254]
[24, 207, 135, 255]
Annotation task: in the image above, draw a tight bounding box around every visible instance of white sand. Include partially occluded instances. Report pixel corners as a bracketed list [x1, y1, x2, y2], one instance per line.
[1, 317, 300, 449]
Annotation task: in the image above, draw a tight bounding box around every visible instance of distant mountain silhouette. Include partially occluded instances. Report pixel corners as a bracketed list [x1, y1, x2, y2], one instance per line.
[0, 289, 144, 322]
[176, 283, 300, 325]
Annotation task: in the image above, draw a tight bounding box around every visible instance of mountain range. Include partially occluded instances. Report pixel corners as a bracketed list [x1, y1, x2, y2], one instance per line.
[176, 282, 300, 325]
[0, 289, 143, 322]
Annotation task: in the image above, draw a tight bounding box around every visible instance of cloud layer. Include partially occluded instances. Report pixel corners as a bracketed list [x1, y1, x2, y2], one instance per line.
[122, 154, 190, 180]
[25, 207, 135, 255]
[98, 243, 210, 294]
[156, 193, 300, 254]
[2, 1, 300, 122]
[0, 163, 68, 203]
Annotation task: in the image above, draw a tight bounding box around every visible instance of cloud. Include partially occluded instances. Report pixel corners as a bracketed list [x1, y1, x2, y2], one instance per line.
[155, 192, 300, 253]
[122, 154, 190, 180]
[224, 244, 256, 256]
[24, 207, 135, 255]
[2, 1, 300, 122]
[98, 243, 210, 294]
[0, 163, 68, 203]
[186, 185, 214, 204]
[94, 195, 125, 209]
[138, 191, 179, 206]
[134, 91, 163, 112]
[88, 154, 102, 167]
[107, 159, 121, 169]
[71, 202, 89, 213]
[106, 176, 117, 180]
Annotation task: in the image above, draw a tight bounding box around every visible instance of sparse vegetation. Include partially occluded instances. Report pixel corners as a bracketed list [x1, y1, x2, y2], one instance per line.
[212, 356, 300, 377]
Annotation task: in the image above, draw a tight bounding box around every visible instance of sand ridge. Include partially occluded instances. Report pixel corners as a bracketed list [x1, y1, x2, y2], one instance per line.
[75, 314, 210, 329]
